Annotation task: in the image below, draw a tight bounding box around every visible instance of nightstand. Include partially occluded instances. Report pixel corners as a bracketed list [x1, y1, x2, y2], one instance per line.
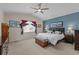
[65, 34, 74, 44]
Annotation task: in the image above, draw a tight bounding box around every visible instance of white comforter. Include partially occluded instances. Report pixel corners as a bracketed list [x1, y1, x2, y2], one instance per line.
[36, 33, 64, 45]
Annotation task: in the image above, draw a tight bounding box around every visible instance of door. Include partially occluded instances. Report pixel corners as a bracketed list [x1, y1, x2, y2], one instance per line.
[2, 23, 9, 44]
[1, 23, 9, 55]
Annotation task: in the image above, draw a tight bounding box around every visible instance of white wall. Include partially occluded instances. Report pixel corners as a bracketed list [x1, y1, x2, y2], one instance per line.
[0, 10, 4, 45]
[4, 13, 43, 42]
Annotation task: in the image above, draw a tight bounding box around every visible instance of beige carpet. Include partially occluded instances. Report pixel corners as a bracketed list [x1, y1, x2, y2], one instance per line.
[8, 39, 79, 55]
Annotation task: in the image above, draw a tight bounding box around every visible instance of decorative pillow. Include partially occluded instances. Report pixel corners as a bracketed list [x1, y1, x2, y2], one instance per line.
[55, 31, 61, 34]
[46, 30, 52, 33]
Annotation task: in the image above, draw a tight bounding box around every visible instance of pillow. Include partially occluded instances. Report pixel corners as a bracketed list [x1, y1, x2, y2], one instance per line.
[55, 31, 61, 34]
[51, 31, 54, 34]
[47, 30, 52, 33]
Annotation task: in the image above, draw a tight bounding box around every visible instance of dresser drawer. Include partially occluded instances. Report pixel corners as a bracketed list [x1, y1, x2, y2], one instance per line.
[75, 44, 79, 50]
[65, 35, 73, 43]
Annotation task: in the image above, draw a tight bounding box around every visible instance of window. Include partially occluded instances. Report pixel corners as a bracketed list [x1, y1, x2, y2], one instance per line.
[23, 21, 36, 32]
[20, 20, 37, 34]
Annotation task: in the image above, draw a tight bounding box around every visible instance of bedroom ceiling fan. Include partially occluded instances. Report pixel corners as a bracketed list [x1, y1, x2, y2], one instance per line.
[31, 3, 49, 14]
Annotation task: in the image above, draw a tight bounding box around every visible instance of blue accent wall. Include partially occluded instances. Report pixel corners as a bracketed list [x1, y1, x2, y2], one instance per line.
[43, 12, 79, 33]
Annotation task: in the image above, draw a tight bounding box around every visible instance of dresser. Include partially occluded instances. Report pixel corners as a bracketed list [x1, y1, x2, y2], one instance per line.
[75, 30, 79, 50]
[0, 23, 9, 55]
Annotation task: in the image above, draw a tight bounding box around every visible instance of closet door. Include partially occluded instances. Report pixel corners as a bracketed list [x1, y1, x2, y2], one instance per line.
[75, 30, 79, 50]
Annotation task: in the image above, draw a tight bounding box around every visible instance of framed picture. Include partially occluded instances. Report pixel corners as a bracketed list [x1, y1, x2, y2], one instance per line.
[9, 20, 17, 27]
[51, 21, 63, 28]
[57, 21, 63, 27]
[51, 22, 57, 27]
[9, 19, 21, 27]
[38, 24, 41, 28]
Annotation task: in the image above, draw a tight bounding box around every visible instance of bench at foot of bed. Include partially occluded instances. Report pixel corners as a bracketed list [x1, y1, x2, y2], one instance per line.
[35, 39, 48, 48]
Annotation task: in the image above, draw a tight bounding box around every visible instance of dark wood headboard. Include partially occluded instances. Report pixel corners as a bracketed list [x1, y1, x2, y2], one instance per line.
[49, 27, 65, 34]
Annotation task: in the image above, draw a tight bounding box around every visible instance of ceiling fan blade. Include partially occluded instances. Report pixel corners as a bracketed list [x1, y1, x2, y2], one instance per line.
[31, 7, 38, 10]
[38, 3, 42, 9]
[34, 11, 38, 13]
[41, 11, 44, 14]
[41, 8, 49, 10]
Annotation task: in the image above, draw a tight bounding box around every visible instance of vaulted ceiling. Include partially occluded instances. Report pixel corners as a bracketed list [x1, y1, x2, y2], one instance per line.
[0, 3, 79, 20]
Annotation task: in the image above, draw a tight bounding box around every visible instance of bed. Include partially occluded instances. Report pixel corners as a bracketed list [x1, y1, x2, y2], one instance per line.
[35, 28, 65, 47]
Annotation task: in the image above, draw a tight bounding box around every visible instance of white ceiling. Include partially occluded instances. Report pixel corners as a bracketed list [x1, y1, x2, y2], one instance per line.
[0, 3, 79, 20]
